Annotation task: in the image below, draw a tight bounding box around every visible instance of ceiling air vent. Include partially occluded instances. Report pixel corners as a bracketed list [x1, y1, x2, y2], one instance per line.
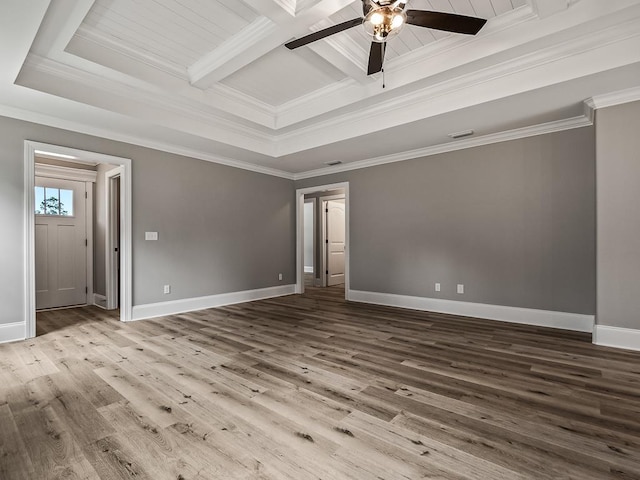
[325, 160, 343, 166]
[448, 129, 474, 139]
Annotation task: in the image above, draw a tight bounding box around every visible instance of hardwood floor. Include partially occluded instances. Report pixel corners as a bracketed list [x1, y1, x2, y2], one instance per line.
[1, 286, 640, 479]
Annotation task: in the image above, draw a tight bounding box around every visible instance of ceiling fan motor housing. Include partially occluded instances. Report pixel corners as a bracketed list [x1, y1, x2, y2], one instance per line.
[363, 1, 408, 43]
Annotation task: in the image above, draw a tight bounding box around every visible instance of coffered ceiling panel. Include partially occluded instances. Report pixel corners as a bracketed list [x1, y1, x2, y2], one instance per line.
[78, 0, 259, 69]
[220, 47, 347, 106]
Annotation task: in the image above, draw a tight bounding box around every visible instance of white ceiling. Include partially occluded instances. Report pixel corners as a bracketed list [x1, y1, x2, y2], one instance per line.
[1, 0, 640, 178]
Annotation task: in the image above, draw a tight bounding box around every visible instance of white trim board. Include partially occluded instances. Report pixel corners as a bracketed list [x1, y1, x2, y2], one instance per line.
[349, 290, 594, 333]
[35, 163, 98, 182]
[131, 284, 296, 321]
[593, 325, 640, 352]
[0, 322, 26, 344]
[93, 293, 107, 309]
[304, 266, 314, 273]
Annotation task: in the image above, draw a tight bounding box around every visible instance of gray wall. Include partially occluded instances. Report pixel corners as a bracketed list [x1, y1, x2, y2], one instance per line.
[296, 127, 596, 315]
[0, 114, 295, 325]
[596, 100, 640, 329]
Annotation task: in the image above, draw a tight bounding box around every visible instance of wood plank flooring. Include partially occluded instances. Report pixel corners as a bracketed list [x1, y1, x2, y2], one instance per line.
[2, 285, 640, 479]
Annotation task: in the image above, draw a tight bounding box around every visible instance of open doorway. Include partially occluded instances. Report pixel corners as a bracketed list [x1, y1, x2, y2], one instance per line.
[24, 141, 133, 338]
[296, 182, 349, 299]
[105, 167, 123, 310]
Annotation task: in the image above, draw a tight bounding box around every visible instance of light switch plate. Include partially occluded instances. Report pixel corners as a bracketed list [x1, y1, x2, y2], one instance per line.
[145, 232, 158, 241]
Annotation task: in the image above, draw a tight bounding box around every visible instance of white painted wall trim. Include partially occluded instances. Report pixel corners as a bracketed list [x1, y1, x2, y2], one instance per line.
[93, 293, 107, 309]
[35, 163, 98, 182]
[349, 290, 594, 333]
[585, 85, 640, 110]
[0, 322, 27, 345]
[593, 325, 640, 352]
[105, 166, 124, 311]
[131, 284, 296, 321]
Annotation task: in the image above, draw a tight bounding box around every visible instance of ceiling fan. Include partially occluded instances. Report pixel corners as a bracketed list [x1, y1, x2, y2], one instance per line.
[285, 0, 487, 75]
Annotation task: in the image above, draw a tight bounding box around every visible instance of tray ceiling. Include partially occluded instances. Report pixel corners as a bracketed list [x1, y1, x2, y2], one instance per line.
[2, 0, 640, 178]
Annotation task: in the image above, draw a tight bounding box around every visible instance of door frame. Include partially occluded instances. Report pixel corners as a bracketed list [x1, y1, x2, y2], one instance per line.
[303, 198, 316, 276]
[295, 182, 349, 297]
[34, 163, 97, 309]
[24, 141, 133, 338]
[105, 167, 123, 310]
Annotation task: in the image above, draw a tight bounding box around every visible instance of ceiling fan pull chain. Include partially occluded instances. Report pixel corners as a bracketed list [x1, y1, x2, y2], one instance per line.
[382, 68, 386, 89]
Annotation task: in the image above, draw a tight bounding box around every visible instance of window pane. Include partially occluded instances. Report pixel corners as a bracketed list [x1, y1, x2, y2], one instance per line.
[43, 187, 59, 215]
[35, 186, 44, 214]
[59, 189, 73, 216]
[35, 186, 74, 216]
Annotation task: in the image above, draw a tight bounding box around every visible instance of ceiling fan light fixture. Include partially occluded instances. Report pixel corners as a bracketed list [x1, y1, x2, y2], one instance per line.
[370, 12, 384, 25]
[391, 13, 404, 29]
[364, 6, 406, 43]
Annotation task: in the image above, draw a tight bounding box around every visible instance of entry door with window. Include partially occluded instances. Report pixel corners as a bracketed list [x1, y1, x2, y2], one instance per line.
[325, 199, 345, 286]
[35, 177, 87, 309]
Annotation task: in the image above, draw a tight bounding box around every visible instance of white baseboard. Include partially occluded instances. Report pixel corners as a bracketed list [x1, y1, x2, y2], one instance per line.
[93, 293, 107, 309]
[348, 290, 594, 333]
[0, 322, 26, 344]
[131, 284, 296, 322]
[593, 325, 640, 351]
[304, 266, 314, 273]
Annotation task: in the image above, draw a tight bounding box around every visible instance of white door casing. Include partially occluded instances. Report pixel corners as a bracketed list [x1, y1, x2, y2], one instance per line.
[105, 167, 123, 310]
[25, 141, 133, 340]
[35, 177, 87, 309]
[295, 182, 349, 297]
[326, 199, 345, 286]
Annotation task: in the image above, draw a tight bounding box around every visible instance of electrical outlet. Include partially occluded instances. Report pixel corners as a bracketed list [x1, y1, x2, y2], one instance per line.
[163, 285, 171, 294]
[278, 273, 283, 281]
[435, 283, 441, 292]
[457, 284, 464, 294]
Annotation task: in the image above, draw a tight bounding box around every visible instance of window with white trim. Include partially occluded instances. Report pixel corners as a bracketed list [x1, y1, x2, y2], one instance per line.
[35, 186, 74, 216]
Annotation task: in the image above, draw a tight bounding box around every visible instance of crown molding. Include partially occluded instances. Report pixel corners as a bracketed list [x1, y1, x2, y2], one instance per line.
[293, 115, 593, 180]
[276, 14, 640, 155]
[20, 54, 277, 155]
[585, 86, 640, 110]
[0, 104, 294, 180]
[0, 101, 593, 182]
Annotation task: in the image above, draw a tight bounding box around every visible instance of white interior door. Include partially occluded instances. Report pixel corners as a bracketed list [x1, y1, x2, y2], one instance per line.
[35, 177, 87, 309]
[326, 199, 345, 286]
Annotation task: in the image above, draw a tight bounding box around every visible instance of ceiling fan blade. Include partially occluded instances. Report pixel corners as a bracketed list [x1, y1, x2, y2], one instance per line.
[405, 10, 487, 35]
[367, 41, 385, 75]
[285, 18, 363, 49]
